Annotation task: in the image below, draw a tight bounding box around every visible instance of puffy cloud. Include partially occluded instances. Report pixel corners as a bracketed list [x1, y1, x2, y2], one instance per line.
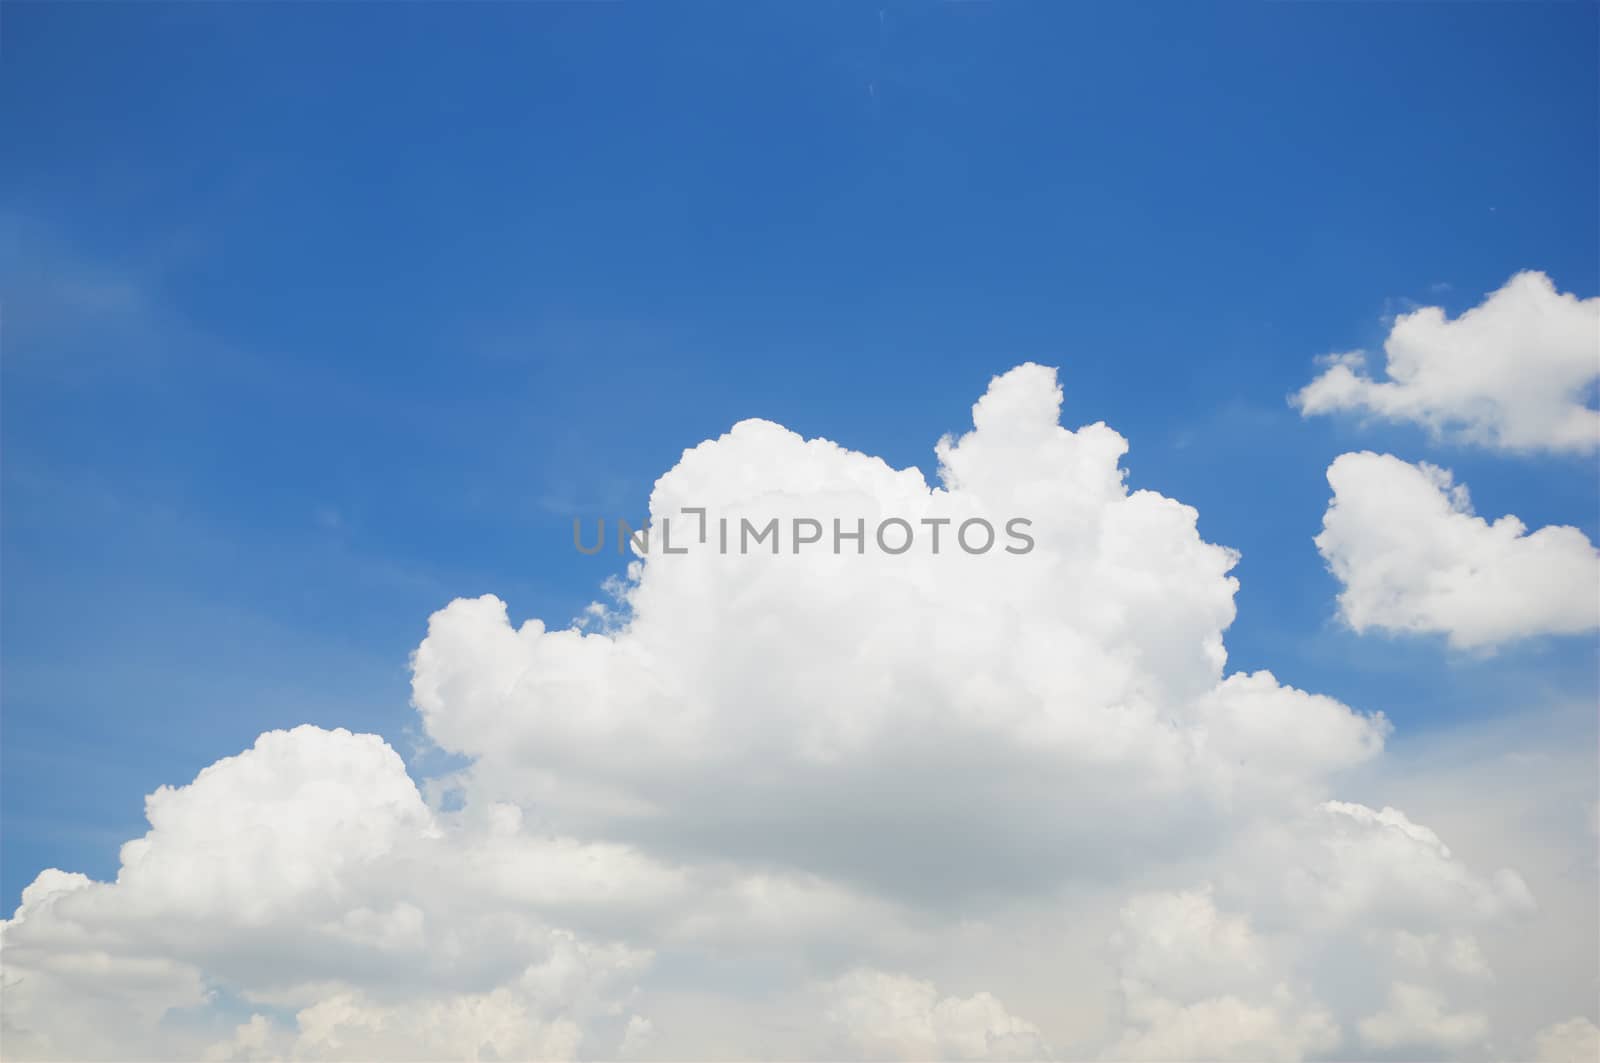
[0, 726, 657, 1061]
[1357, 983, 1488, 1052]
[1285, 801, 1535, 927]
[1532, 1017, 1600, 1063]
[1102, 797, 1532, 1062]
[1292, 271, 1600, 454]
[1343, 700, 1599, 1061]
[821, 969, 1048, 1061]
[1105, 888, 1340, 1063]
[413, 365, 1384, 905]
[3, 365, 1592, 1060]
[616, 1015, 656, 1059]
[1315, 451, 1600, 648]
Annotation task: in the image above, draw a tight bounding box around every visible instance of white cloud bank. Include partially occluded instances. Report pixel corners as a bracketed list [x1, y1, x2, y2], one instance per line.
[1317, 451, 1600, 649]
[1292, 271, 1600, 454]
[3, 365, 1594, 1060]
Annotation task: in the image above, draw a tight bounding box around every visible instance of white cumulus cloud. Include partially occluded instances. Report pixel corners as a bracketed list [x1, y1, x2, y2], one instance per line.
[1357, 983, 1489, 1052]
[3, 365, 1593, 1061]
[1315, 451, 1600, 648]
[1292, 271, 1600, 454]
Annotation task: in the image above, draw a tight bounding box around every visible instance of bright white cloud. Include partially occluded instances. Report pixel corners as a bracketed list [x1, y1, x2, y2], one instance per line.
[1316, 451, 1600, 648]
[411, 364, 1385, 904]
[1102, 795, 1535, 1062]
[1292, 271, 1600, 454]
[3, 365, 1593, 1061]
[0, 725, 658, 1061]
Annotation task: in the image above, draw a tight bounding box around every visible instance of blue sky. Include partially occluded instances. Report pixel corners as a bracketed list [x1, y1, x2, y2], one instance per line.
[3, 0, 1596, 916]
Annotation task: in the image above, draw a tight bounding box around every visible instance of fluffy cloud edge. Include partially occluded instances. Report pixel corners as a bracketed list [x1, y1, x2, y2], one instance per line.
[1315, 451, 1600, 648]
[1292, 271, 1600, 455]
